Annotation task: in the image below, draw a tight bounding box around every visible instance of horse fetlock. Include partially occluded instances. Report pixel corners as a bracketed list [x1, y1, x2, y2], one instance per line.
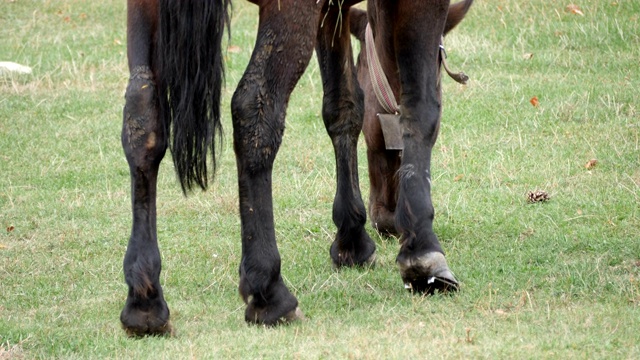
[124, 261, 161, 301]
[121, 256, 170, 336]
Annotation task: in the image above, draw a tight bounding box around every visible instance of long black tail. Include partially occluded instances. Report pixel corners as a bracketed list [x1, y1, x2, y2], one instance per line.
[157, 0, 231, 193]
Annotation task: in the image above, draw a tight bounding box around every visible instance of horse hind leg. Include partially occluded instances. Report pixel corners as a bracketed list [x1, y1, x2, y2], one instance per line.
[120, 64, 172, 336]
[119, 0, 172, 336]
[317, 4, 376, 267]
[231, 1, 319, 325]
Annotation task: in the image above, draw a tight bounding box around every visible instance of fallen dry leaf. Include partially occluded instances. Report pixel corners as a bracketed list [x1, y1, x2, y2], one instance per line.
[465, 328, 474, 344]
[227, 45, 241, 53]
[530, 96, 539, 107]
[566, 4, 585, 16]
[585, 159, 598, 169]
[523, 53, 534, 60]
[6, 226, 14, 233]
[454, 174, 464, 182]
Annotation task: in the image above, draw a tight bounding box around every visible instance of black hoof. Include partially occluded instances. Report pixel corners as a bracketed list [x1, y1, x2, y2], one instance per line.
[330, 230, 377, 268]
[242, 277, 303, 326]
[122, 320, 173, 338]
[246, 305, 305, 326]
[120, 297, 173, 337]
[397, 252, 459, 294]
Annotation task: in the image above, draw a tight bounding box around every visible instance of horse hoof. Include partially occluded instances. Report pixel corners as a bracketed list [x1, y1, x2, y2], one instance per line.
[243, 278, 302, 326]
[330, 231, 377, 268]
[280, 306, 305, 324]
[120, 298, 173, 337]
[397, 252, 459, 294]
[121, 311, 173, 337]
[122, 320, 174, 338]
[245, 302, 304, 326]
[332, 251, 376, 269]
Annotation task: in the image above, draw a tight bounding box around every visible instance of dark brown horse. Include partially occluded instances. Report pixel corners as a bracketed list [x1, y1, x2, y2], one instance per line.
[349, 1, 472, 236]
[120, 0, 473, 336]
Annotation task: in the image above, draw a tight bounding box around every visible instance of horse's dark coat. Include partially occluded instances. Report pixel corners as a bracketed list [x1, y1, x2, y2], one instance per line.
[120, 0, 473, 335]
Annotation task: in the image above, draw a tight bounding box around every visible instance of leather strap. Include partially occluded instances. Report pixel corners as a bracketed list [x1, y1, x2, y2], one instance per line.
[365, 23, 400, 114]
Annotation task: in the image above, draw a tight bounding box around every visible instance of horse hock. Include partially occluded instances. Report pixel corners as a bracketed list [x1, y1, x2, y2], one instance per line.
[120, 65, 172, 336]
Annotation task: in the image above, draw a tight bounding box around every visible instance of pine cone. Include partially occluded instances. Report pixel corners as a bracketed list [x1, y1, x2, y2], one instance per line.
[527, 190, 550, 203]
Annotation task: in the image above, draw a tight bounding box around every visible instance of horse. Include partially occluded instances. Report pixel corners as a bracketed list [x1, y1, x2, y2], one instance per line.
[120, 0, 473, 336]
[348, 1, 472, 236]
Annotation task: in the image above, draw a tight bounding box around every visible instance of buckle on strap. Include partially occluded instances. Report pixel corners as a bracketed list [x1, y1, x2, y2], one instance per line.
[439, 37, 469, 85]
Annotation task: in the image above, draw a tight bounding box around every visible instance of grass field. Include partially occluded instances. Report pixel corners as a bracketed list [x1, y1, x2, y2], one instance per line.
[1, 0, 639, 358]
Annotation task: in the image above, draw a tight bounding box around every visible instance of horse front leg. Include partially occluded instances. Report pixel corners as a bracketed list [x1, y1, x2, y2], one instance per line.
[231, 0, 320, 325]
[316, 4, 376, 267]
[386, 0, 459, 294]
[363, 115, 402, 235]
[119, 0, 172, 336]
[348, 7, 400, 235]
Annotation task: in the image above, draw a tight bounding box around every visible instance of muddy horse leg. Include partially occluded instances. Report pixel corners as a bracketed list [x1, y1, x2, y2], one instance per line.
[120, 0, 172, 336]
[378, 0, 458, 293]
[231, 0, 320, 325]
[316, 3, 376, 267]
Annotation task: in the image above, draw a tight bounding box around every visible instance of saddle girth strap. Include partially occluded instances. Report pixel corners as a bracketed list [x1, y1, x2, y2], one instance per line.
[365, 23, 400, 115]
[365, 25, 470, 114]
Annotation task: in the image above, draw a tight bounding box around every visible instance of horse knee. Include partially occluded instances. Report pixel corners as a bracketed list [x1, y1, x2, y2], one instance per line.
[231, 84, 284, 173]
[122, 66, 167, 168]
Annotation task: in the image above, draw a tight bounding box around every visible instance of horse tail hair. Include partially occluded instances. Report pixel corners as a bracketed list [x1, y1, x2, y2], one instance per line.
[157, 0, 231, 193]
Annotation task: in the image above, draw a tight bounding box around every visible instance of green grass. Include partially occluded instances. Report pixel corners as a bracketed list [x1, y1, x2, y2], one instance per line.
[1, 0, 639, 358]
